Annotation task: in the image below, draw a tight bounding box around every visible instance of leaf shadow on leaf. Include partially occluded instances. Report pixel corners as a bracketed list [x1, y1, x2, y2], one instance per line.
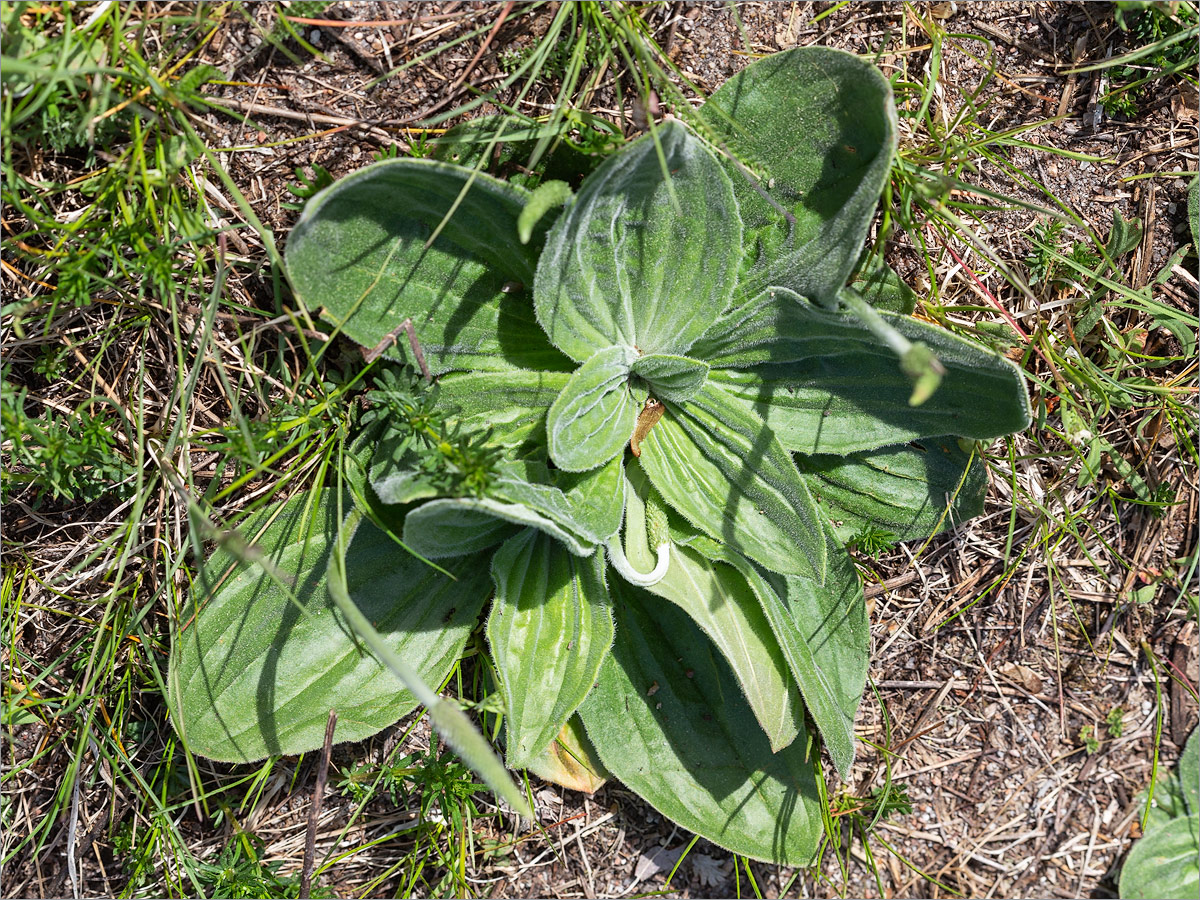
[794, 435, 988, 545]
[582, 580, 822, 864]
[703, 47, 896, 307]
[704, 292, 1030, 457]
[288, 163, 573, 374]
[179, 493, 489, 761]
[313, 203, 562, 371]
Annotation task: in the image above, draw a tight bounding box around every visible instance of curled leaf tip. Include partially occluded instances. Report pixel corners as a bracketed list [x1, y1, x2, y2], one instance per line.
[605, 535, 670, 587]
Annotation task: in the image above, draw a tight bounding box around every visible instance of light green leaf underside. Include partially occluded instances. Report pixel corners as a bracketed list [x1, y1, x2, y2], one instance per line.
[701, 46, 897, 307]
[699, 289, 1031, 454]
[402, 499, 522, 558]
[286, 158, 570, 375]
[404, 493, 595, 559]
[547, 345, 638, 473]
[579, 577, 824, 865]
[624, 463, 801, 751]
[631, 353, 710, 403]
[487, 530, 613, 768]
[797, 437, 988, 543]
[638, 381, 826, 581]
[1118, 815, 1200, 900]
[687, 530, 866, 778]
[169, 490, 490, 763]
[435, 369, 569, 450]
[534, 120, 741, 362]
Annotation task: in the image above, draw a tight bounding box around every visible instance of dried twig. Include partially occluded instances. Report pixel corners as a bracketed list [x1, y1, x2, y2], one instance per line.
[300, 710, 337, 900]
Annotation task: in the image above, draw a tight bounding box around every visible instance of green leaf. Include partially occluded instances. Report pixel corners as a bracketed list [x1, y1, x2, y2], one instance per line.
[631, 353, 710, 403]
[1105, 208, 1143, 258]
[797, 437, 988, 543]
[1119, 815, 1200, 900]
[286, 158, 569, 375]
[638, 381, 826, 581]
[369, 431, 439, 506]
[487, 530, 613, 768]
[402, 499, 522, 558]
[169, 490, 490, 762]
[404, 487, 596, 559]
[546, 345, 639, 472]
[1180, 727, 1199, 816]
[518, 179, 573, 244]
[534, 120, 741, 362]
[623, 463, 802, 751]
[701, 47, 897, 307]
[435, 369, 569, 450]
[701, 289, 1031, 453]
[557, 455, 625, 541]
[701, 534, 866, 779]
[578, 578, 824, 865]
[843, 254, 918, 314]
[324, 506, 533, 820]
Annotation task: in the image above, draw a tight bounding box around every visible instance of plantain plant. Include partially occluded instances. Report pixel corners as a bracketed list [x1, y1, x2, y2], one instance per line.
[169, 48, 1031, 863]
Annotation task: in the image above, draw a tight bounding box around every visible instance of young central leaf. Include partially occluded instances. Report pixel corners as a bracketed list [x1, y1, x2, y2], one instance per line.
[630, 353, 709, 403]
[547, 345, 639, 472]
[533, 120, 741, 363]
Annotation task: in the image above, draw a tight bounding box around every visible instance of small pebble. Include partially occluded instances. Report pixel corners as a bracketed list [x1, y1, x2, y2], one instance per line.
[1167, 202, 1178, 213]
[310, 29, 321, 44]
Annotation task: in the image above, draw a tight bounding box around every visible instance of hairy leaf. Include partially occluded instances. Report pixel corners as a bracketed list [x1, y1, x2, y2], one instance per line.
[623, 463, 803, 751]
[797, 437, 988, 542]
[487, 530, 613, 768]
[701, 47, 897, 307]
[287, 159, 569, 374]
[534, 120, 740, 362]
[842, 254, 918, 314]
[638, 381, 826, 581]
[631, 353, 710, 403]
[402, 499, 523, 558]
[700, 289, 1031, 453]
[546, 345, 638, 472]
[688, 532, 867, 778]
[169, 491, 489, 762]
[434, 369, 569, 449]
[557, 455, 625, 541]
[1119, 815, 1200, 900]
[579, 578, 824, 865]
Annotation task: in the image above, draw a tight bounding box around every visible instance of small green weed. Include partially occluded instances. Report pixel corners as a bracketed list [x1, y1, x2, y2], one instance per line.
[1, 379, 135, 506]
[1104, 1, 1199, 117]
[849, 525, 899, 559]
[1106, 706, 1127, 739]
[195, 833, 334, 900]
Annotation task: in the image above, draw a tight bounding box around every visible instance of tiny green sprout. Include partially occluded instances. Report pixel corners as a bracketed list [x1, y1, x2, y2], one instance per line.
[1080, 724, 1101, 755]
[1106, 706, 1126, 739]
